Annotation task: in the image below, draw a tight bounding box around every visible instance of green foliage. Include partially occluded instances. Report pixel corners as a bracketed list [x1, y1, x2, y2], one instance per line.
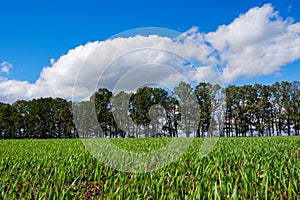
[0, 98, 77, 139]
[0, 137, 299, 199]
[0, 80, 299, 138]
[225, 81, 300, 137]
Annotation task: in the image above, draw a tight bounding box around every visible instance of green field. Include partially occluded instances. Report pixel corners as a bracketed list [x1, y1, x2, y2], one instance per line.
[1, 137, 299, 199]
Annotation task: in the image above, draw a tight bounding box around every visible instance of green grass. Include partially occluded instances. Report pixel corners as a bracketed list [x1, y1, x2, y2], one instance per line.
[0, 137, 299, 199]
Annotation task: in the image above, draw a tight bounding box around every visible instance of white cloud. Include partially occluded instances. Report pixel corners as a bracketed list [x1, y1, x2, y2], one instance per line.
[1, 4, 300, 103]
[0, 61, 13, 74]
[50, 58, 55, 65]
[205, 3, 300, 82]
[0, 35, 213, 103]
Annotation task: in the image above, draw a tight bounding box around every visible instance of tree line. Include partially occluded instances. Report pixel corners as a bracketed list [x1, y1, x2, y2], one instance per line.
[224, 81, 299, 137]
[0, 81, 299, 139]
[0, 98, 77, 139]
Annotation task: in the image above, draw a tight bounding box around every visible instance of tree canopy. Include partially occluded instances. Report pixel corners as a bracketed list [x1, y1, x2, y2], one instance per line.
[0, 81, 299, 139]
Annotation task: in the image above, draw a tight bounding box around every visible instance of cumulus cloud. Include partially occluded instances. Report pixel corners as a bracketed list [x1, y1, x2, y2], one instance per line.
[0, 61, 13, 74]
[205, 3, 300, 82]
[1, 3, 300, 103]
[0, 35, 213, 103]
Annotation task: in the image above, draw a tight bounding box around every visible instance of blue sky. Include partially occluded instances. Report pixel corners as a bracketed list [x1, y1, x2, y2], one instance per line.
[0, 0, 299, 102]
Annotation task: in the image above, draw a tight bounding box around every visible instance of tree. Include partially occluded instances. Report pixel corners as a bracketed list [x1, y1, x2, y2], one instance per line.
[194, 82, 212, 137]
[225, 85, 241, 137]
[174, 82, 199, 137]
[73, 100, 101, 138]
[271, 82, 285, 136]
[53, 98, 77, 138]
[0, 102, 15, 138]
[290, 81, 300, 135]
[111, 91, 132, 137]
[12, 100, 30, 138]
[94, 88, 116, 137]
[129, 87, 153, 137]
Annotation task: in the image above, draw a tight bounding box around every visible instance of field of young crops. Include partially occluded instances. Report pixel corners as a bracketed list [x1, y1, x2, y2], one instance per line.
[0, 137, 299, 199]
